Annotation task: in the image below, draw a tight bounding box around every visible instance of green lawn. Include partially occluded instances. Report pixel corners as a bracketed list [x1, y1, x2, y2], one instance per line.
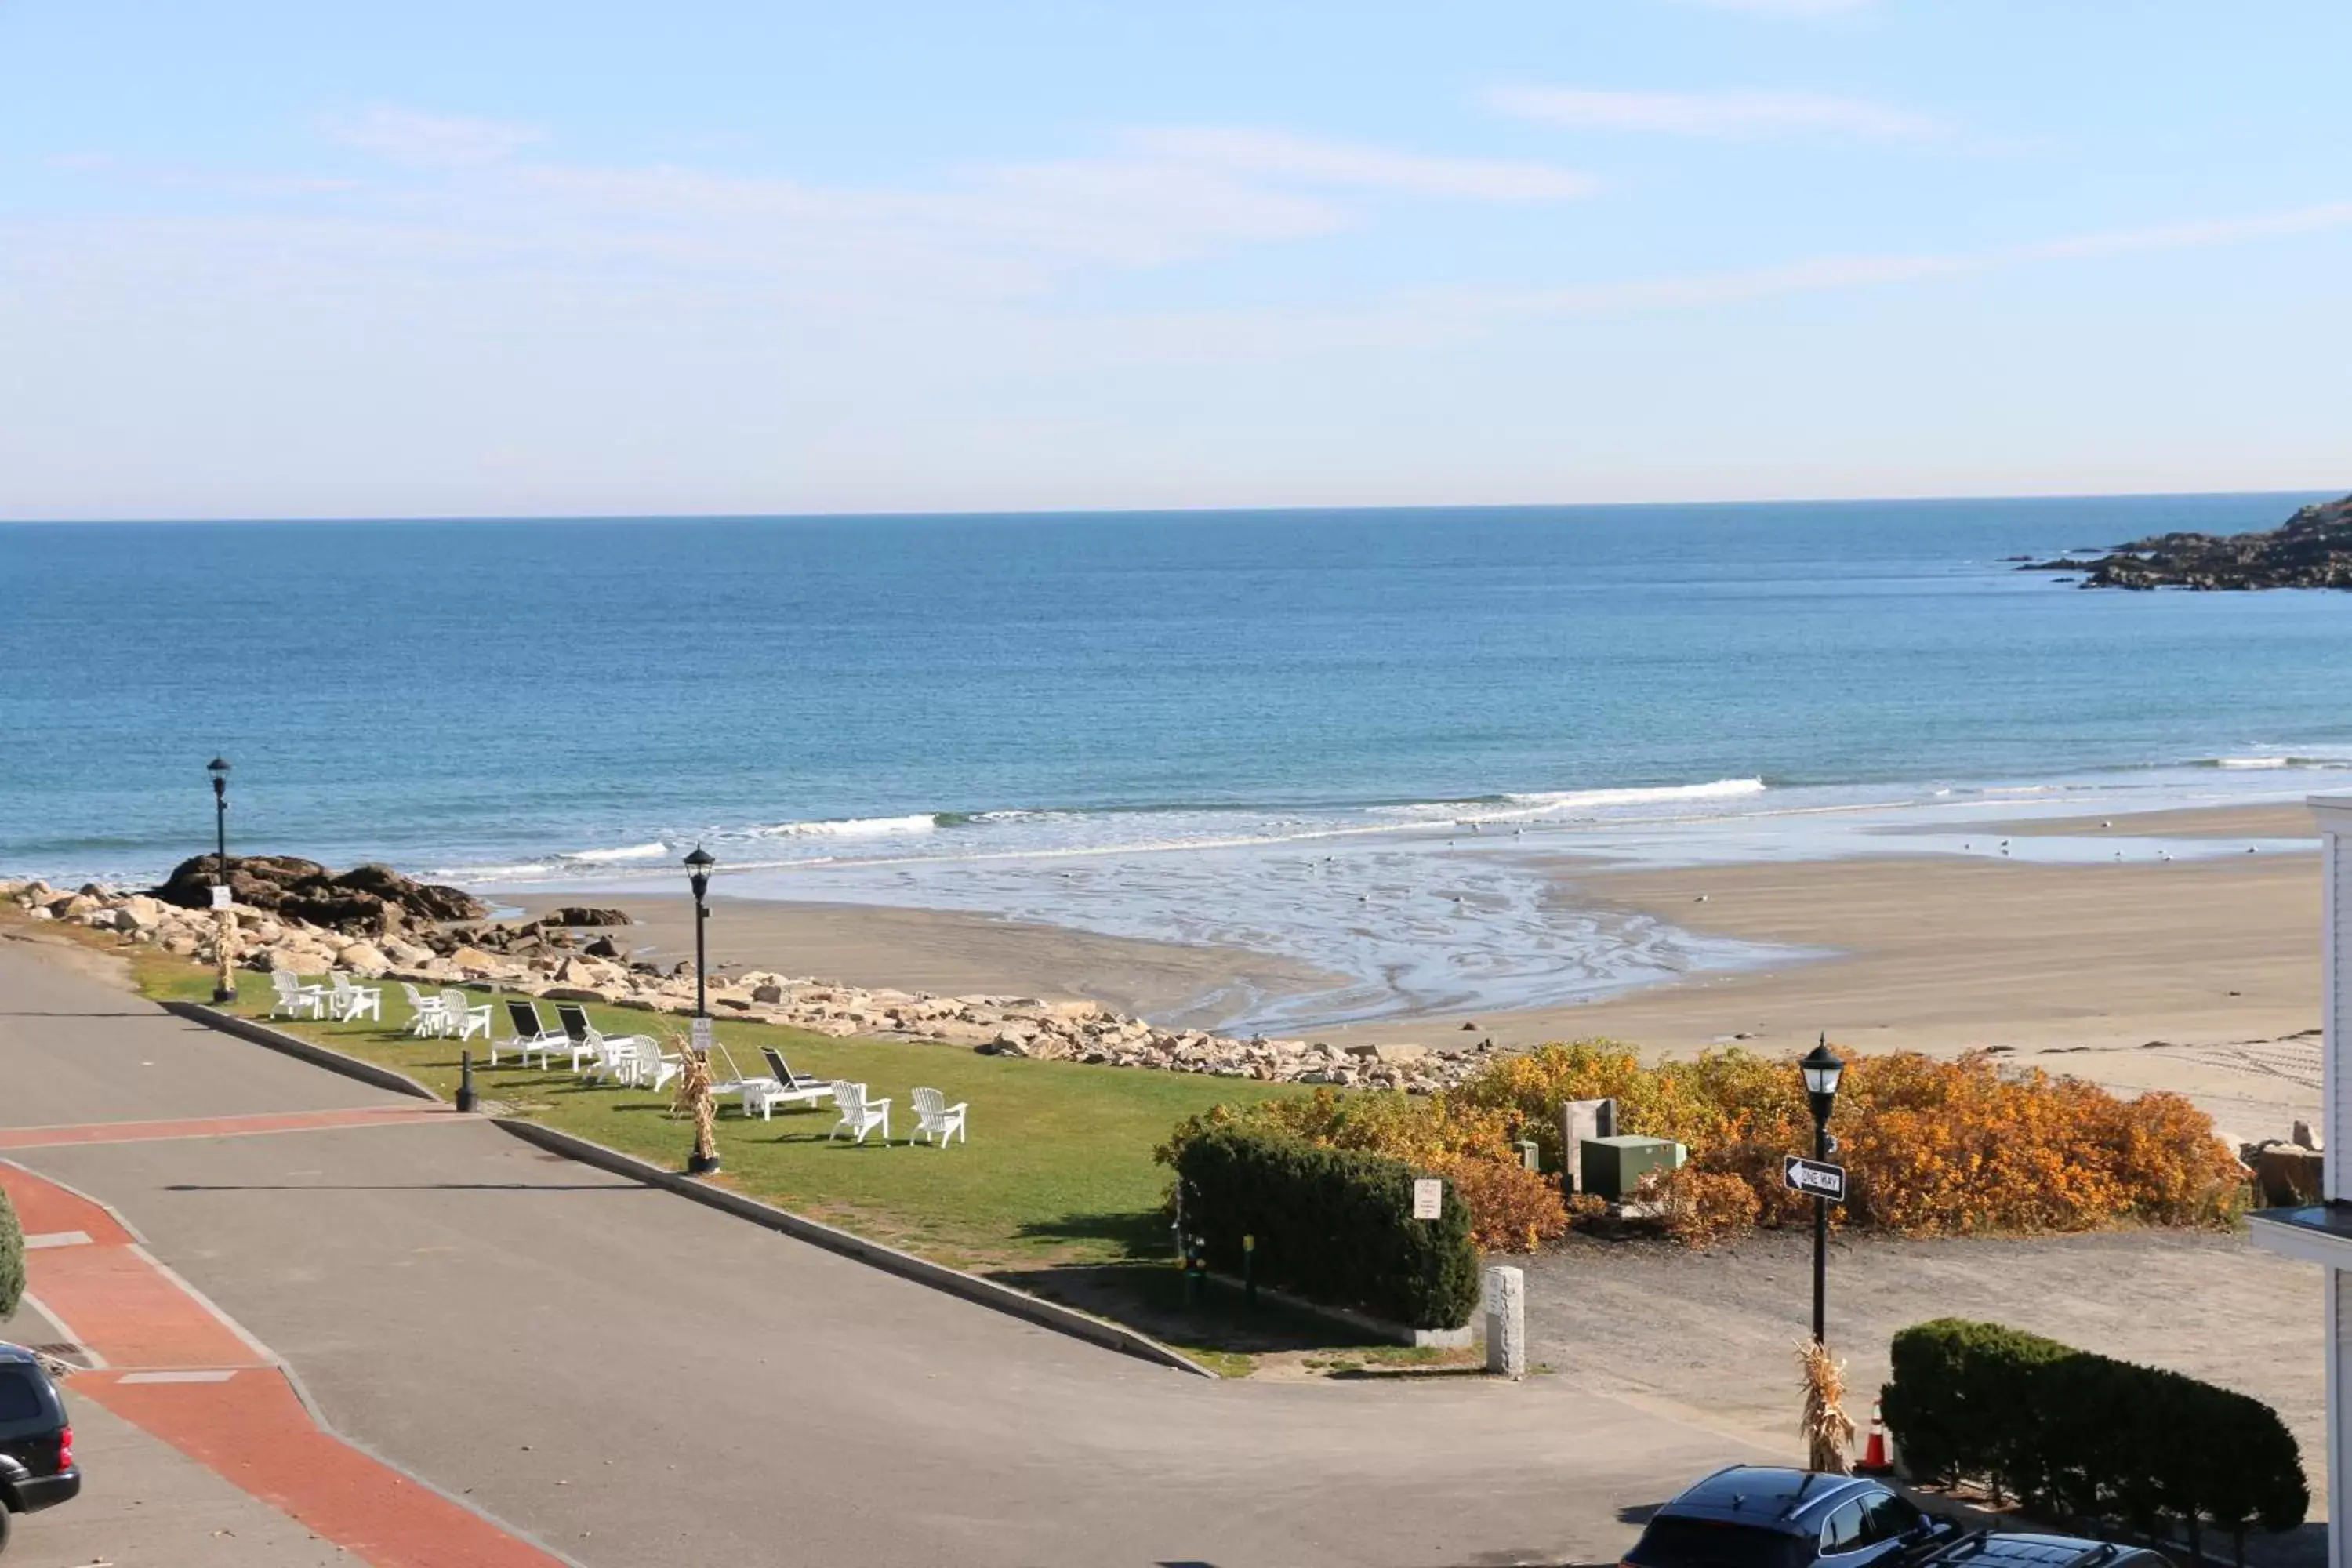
[143, 960, 1305, 1278]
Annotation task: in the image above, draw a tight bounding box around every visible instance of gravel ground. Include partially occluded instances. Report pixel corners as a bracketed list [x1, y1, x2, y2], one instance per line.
[1519, 1225, 2326, 1514]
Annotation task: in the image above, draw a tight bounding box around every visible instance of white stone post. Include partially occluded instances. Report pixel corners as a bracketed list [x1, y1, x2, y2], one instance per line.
[1484, 1264, 1526, 1380]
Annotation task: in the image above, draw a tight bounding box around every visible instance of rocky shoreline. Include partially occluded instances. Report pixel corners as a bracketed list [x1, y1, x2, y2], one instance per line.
[2020, 491, 2352, 590]
[5, 870, 1494, 1094]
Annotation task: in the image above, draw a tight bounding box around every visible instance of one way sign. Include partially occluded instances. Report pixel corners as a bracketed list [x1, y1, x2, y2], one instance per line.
[1781, 1155, 1847, 1203]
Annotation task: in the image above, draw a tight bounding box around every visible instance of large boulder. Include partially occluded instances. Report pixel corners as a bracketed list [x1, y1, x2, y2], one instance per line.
[536, 907, 632, 928]
[149, 856, 485, 931]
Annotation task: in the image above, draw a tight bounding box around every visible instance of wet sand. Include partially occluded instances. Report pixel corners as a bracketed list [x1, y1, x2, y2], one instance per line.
[1904, 802, 2318, 840]
[508, 893, 1345, 1028]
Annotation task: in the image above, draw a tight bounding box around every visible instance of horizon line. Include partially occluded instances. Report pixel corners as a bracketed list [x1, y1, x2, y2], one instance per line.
[2, 481, 2343, 528]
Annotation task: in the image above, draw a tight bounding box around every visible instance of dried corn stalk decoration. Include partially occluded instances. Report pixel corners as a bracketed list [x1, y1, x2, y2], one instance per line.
[1799, 1338, 1855, 1475]
[670, 1031, 718, 1167]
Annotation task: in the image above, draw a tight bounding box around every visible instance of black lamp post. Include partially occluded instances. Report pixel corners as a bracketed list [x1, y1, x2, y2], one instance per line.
[1799, 1036, 1845, 1347]
[684, 844, 713, 1023]
[207, 757, 234, 1004]
[682, 844, 719, 1177]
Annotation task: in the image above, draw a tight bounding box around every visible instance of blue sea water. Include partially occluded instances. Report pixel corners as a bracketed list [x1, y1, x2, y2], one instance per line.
[5, 493, 2347, 1027]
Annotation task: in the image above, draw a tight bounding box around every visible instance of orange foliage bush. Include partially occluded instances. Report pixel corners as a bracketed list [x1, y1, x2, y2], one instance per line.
[1163, 1040, 2245, 1254]
[1457, 1040, 2245, 1240]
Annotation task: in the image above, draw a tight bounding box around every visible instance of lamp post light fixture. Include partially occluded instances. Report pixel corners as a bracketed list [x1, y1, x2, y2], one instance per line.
[206, 757, 235, 1004]
[682, 844, 719, 1177]
[1798, 1035, 1845, 1348]
[684, 844, 714, 1023]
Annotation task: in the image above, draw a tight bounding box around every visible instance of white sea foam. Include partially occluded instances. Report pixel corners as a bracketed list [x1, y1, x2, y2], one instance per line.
[2213, 756, 2291, 769]
[1500, 776, 1767, 810]
[754, 813, 939, 839]
[563, 840, 671, 863]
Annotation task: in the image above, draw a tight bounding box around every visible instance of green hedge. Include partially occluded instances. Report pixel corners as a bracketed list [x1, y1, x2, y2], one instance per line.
[0, 1185, 21, 1319]
[1174, 1127, 1480, 1330]
[1885, 1319, 2305, 1553]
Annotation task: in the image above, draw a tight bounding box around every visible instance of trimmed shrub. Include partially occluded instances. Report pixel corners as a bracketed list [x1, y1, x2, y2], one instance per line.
[1159, 1090, 1569, 1252]
[1174, 1126, 1480, 1330]
[0, 1185, 21, 1319]
[1884, 1319, 2305, 1555]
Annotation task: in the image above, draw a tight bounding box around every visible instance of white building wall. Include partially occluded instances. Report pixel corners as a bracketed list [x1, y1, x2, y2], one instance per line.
[2325, 814, 2352, 1197]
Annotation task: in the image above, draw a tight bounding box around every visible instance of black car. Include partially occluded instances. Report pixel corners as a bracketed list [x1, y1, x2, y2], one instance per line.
[0, 1344, 79, 1554]
[1922, 1534, 2170, 1568]
[1625, 1467, 1963, 1568]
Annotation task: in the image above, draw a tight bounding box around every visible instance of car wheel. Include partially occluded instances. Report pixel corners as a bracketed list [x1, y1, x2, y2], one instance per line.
[0, 1500, 13, 1553]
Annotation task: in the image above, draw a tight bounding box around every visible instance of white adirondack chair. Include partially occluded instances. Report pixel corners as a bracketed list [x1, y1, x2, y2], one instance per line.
[610, 1036, 681, 1093]
[440, 989, 492, 1044]
[827, 1081, 891, 1145]
[269, 970, 327, 1019]
[327, 971, 383, 1023]
[551, 1004, 618, 1073]
[400, 982, 448, 1036]
[908, 1087, 967, 1149]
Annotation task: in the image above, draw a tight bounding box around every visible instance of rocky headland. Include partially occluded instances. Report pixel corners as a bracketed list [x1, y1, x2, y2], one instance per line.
[2021, 491, 2352, 590]
[5, 869, 1489, 1093]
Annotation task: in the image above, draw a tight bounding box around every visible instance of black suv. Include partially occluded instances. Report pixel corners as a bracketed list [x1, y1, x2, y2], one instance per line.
[0, 1344, 78, 1554]
[1625, 1467, 1963, 1568]
[1922, 1534, 2171, 1568]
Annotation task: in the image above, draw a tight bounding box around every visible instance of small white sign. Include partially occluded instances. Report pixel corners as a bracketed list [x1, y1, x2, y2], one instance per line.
[209, 884, 234, 910]
[1411, 1178, 1443, 1220]
[691, 1016, 713, 1053]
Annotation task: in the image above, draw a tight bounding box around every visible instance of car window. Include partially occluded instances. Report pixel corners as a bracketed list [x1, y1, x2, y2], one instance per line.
[1820, 1502, 1867, 1554]
[1857, 1494, 1922, 1544]
[1628, 1517, 1808, 1568]
[0, 1368, 45, 1424]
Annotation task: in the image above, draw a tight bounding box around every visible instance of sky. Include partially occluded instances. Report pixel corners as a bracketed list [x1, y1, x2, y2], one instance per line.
[4, 1, 2350, 520]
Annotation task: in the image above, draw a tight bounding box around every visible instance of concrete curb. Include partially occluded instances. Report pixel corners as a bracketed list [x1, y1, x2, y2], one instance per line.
[490, 1117, 1219, 1381]
[162, 1003, 441, 1103]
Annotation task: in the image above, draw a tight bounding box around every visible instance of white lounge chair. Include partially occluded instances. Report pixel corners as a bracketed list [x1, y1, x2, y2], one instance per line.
[400, 982, 448, 1036]
[739, 1047, 837, 1120]
[439, 988, 492, 1044]
[827, 1081, 890, 1145]
[908, 1087, 967, 1149]
[554, 1004, 652, 1080]
[498, 1000, 569, 1068]
[327, 971, 383, 1023]
[268, 971, 328, 1020]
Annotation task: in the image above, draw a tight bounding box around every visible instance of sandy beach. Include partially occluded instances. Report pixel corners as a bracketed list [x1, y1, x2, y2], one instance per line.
[515, 803, 2328, 1140]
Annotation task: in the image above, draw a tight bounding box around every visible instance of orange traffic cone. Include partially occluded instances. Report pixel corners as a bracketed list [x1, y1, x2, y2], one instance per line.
[1858, 1398, 1892, 1475]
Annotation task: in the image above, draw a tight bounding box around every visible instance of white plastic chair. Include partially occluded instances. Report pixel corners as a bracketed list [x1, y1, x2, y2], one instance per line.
[908, 1087, 967, 1149]
[269, 971, 328, 1020]
[440, 989, 492, 1044]
[401, 982, 448, 1036]
[497, 1000, 568, 1068]
[827, 1081, 891, 1145]
[552, 1004, 621, 1074]
[601, 1036, 681, 1093]
[739, 1047, 836, 1120]
[328, 971, 383, 1023]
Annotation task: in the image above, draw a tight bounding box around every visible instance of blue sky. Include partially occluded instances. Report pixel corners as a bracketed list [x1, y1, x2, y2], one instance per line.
[5, 1, 2349, 519]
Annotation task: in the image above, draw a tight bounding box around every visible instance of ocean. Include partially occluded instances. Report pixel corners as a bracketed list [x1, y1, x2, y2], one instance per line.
[6, 492, 2348, 1029]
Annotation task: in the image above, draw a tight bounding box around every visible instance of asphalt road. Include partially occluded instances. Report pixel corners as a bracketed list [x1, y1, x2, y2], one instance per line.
[0, 936, 1762, 1567]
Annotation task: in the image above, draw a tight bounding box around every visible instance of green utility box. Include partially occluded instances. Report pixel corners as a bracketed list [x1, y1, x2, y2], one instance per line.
[1579, 1134, 1685, 1201]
